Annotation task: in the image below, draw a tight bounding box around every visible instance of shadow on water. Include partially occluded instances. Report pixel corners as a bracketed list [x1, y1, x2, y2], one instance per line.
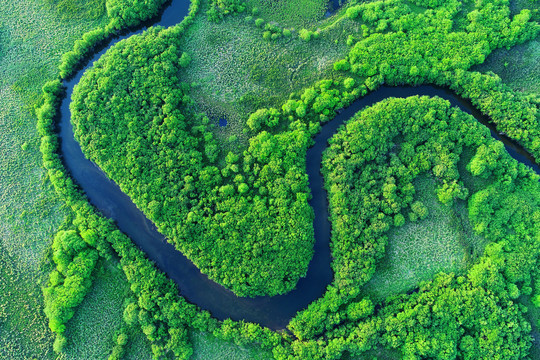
[326, 0, 345, 17]
[57, 0, 539, 330]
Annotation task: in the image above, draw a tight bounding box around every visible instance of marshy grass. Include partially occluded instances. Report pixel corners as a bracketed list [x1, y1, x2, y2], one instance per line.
[178, 0, 352, 149]
[360, 175, 487, 302]
[0, 0, 109, 357]
[190, 331, 273, 360]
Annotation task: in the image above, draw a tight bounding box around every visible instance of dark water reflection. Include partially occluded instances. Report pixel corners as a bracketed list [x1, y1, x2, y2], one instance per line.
[326, 0, 345, 17]
[57, 0, 539, 330]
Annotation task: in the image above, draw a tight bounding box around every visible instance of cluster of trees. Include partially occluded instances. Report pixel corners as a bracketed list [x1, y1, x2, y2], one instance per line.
[345, 0, 538, 83]
[441, 70, 540, 160]
[262, 21, 291, 41]
[106, 0, 168, 27]
[58, 0, 179, 79]
[286, 96, 538, 359]
[206, 0, 246, 22]
[337, 0, 540, 158]
[36, 75, 283, 360]
[298, 28, 320, 42]
[70, 23, 315, 297]
[241, 6, 306, 42]
[43, 230, 99, 352]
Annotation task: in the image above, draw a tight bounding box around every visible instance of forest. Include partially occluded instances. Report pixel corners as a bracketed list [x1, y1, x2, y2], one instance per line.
[1, 0, 540, 358]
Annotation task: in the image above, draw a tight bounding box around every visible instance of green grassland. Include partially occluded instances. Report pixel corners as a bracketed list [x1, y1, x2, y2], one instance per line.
[472, 0, 539, 95]
[0, 0, 108, 357]
[190, 331, 273, 360]
[245, 0, 329, 28]
[179, 0, 353, 145]
[360, 175, 487, 302]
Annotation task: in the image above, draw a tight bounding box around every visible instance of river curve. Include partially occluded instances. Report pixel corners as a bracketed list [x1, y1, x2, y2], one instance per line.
[56, 0, 540, 330]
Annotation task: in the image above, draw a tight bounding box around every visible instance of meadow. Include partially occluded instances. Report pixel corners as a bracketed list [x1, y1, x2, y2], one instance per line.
[0, 0, 107, 357]
[178, 0, 354, 149]
[360, 175, 487, 302]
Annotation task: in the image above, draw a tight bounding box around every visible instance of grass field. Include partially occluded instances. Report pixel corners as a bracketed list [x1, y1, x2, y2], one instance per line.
[245, 0, 329, 28]
[190, 332, 274, 360]
[0, 0, 109, 357]
[179, 0, 354, 148]
[360, 175, 487, 302]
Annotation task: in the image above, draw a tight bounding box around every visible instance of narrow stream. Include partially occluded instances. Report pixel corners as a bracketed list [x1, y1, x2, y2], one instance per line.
[56, 0, 539, 330]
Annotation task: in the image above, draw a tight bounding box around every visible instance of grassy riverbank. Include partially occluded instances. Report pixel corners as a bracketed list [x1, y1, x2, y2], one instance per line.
[0, 1, 108, 357]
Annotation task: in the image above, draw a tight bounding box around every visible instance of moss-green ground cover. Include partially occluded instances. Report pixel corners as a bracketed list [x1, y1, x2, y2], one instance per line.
[0, 1, 108, 357]
[360, 175, 487, 302]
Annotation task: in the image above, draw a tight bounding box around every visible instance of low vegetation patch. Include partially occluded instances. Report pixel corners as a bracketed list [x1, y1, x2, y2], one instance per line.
[360, 175, 486, 302]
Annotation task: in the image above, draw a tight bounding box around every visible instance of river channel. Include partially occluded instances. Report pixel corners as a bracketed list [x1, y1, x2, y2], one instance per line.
[57, 0, 539, 330]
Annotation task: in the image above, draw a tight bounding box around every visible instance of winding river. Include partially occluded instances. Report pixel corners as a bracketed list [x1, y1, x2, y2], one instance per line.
[57, 0, 540, 330]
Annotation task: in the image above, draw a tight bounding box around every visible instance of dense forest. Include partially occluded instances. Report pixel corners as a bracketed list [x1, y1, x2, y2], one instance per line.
[15, 0, 540, 358]
[70, 24, 315, 297]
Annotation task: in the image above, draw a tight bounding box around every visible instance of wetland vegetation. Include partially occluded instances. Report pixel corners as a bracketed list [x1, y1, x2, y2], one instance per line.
[1, 0, 540, 359]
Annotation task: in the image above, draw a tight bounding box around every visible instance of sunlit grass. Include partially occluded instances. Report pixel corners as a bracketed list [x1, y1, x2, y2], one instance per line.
[0, 0, 107, 357]
[360, 175, 487, 302]
[190, 331, 274, 360]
